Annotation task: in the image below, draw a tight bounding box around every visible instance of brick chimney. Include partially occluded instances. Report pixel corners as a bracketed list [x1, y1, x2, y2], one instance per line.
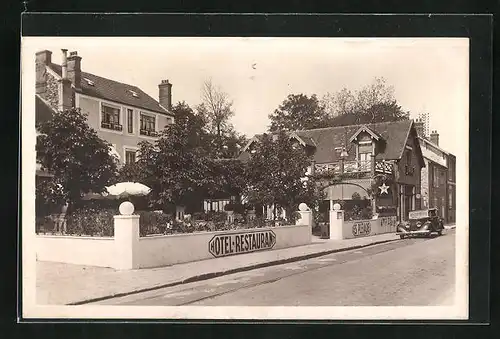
[35, 50, 52, 95]
[413, 118, 425, 138]
[58, 49, 73, 111]
[158, 79, 172, 110]
[430, 130, 439, 146]
[67, 51, 82, 90]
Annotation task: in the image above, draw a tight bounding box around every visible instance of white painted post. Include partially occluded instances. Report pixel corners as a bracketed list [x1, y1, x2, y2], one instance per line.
[329, 203, 344, 240]
[296, 203, 312, 230]
[296, 210, 312, 227]
[114, 212, 140, 270]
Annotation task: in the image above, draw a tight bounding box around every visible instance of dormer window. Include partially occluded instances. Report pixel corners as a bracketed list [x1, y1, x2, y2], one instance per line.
[128, 89, 139, 98]
[83, 77, 95, 86]
[348, 126, 383, 172]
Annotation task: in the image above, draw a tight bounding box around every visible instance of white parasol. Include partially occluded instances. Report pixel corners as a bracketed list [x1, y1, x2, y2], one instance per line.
[105, 182, 151, 199]
[105, 182, 152, 215]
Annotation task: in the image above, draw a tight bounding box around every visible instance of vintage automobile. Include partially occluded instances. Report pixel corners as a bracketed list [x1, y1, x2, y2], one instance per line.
[397, 208, 444, 239]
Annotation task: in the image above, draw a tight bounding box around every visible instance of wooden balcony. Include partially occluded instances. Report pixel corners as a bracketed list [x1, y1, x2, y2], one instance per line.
[376, 160, 394, 174]
[314, 159, 394, 176]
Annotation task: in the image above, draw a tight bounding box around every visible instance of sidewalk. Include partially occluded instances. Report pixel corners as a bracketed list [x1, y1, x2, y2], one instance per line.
[37, 232, 402, 305]
[444, 223, 456, 230]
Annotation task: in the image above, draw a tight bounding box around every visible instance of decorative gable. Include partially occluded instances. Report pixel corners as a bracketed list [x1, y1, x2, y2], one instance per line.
[348, 125, 384, 144]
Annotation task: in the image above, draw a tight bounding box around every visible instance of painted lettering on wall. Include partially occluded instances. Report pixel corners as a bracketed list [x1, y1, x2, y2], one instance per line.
[380, 216, 397, 228]
[208, 230, 276, 258]
[352, 221, 372, 237]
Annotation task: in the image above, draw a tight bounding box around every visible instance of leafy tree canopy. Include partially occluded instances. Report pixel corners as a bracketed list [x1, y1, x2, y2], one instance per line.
[321, 77, 410, 126]
[268, 94, 329, 132]
[118, 102, 244, 211]
[244, 131, 314, 217]
[36, 108, 117, 207]
[328, 101, 410, 127]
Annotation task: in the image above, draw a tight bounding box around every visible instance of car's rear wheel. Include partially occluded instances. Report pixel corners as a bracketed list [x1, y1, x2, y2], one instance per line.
[399, 234, 405, 239]
[437, 230, 443, 236]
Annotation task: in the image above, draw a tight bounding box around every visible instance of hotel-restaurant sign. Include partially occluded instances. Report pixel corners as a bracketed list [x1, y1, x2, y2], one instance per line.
[209, 229, 276, 258]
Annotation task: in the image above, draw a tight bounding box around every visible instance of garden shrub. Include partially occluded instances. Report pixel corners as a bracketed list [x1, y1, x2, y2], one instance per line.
[36, 216, 55, 234]
[66, 207, 115, 236]
[344, 204, 373, 221]
[138, 210, 174, 236]
[138, 209, 290, 236]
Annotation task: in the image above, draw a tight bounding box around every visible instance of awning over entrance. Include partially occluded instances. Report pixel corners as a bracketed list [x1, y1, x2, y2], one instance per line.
[323, 179, 371, 200]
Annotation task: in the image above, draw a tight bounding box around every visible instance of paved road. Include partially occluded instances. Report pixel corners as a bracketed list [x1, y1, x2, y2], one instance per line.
[96, 230, 455, 307]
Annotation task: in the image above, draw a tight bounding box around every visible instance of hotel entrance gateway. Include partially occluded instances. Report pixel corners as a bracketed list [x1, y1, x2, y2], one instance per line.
[321, 180, 418, 223]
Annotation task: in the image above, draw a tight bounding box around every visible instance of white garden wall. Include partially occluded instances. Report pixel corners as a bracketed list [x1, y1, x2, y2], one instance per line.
[137, 224, 311, 269]
[342, 216, 398, 240]
[36, 235, 115, 268]
[36, 215, 312, 270]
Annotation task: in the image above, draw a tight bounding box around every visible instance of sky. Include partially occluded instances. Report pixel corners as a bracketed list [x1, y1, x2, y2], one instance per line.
[22, 37, 469, 155]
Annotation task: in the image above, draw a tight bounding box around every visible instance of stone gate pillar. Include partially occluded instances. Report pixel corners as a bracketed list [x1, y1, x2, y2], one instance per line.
[329, 203, 344, 240]
[296, 203, 313, 229]
[114, 201, 140, 270]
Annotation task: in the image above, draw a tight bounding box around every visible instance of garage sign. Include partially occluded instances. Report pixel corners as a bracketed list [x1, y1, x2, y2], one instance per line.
[352, 221, 372, 237]
[209, 230, 276, 258]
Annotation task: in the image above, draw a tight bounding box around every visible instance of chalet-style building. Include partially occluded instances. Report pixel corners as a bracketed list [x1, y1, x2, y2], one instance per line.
[35, 49, 175, 167]
[414, 120, 456, 223]
[240, 120, 425, 222]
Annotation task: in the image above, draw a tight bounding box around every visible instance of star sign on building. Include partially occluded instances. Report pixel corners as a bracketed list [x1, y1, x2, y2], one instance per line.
[379, 183, 389, 195]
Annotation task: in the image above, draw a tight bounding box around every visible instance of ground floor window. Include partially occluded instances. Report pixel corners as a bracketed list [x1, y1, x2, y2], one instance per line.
[204, 199, 230, 213]
[125, 150, 136, 165]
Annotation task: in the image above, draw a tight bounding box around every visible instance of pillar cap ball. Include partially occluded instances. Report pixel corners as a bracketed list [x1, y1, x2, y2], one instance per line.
[119, 201, 135, 215]
[298, 203, 310, 211]
[333, 203, 341, 211]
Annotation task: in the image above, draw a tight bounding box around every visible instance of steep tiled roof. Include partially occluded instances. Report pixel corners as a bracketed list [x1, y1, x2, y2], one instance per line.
[296, 120, 413, 163]
[48, 63, 172, 116]
[239, 120, 418, 165]
[35, 95, 56, 124]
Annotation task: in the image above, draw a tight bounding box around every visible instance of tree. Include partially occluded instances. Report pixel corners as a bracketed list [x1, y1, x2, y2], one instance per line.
[352, 76, 395, 113]
[198, 79, 236, 157]
[121, 102, 215, 212]
[321, 87, 357, 117]
[364, 100, 410, 123]
[321, 77, 408, 125]
[207, 158, 247, 198]
[244, 131, 313, 220]
[268, 94, 329, 132]
[36, 108, 118, 209]
[327, 100, 410, 127]
[199, 125, 247, 159]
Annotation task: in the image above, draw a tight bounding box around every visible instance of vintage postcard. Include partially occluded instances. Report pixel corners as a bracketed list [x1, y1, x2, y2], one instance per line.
[21, 36, 469, 320]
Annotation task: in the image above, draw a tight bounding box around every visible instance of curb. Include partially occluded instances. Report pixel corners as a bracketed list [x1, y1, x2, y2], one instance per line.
[69, 237, 400, 305]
